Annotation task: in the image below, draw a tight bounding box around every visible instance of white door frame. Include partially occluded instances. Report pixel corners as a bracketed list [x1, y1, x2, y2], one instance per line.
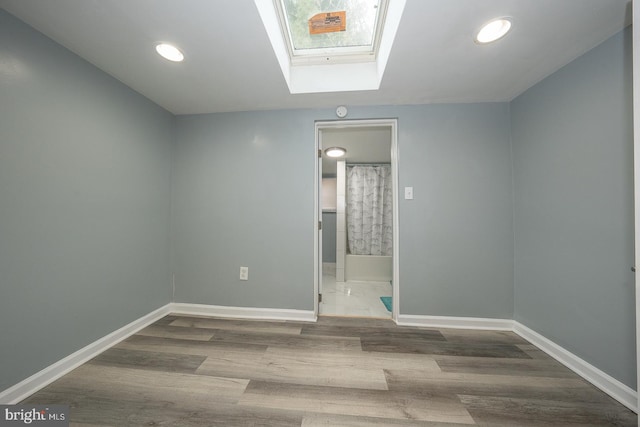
[632, 0, 639, 418]
[314, 118, 400, 321]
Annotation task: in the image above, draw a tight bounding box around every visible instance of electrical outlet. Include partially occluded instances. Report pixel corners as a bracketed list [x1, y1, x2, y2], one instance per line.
[239, 266, 249, 281]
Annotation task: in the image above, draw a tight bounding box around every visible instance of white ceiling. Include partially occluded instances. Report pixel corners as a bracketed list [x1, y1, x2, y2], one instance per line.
[322, 126, 392, 175]
[0, 0, 631, 115]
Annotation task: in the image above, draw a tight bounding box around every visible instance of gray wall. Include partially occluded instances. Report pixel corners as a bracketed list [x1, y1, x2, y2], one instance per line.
[511, 29, 635, 388]
[0, 11, 173, 391]
[172, 103, 514, 318]
[172, 111, 318, 309]
[394, 104, 514, 318]
[322, 212, 337, 263]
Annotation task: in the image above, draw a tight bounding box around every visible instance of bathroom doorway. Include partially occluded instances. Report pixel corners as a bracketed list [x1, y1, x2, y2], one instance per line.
[314, 119, 399, 320]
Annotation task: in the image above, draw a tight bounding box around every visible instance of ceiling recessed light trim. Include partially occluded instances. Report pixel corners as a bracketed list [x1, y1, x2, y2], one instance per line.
[475, 17, 512, 44]
[155, 43, 184, 62]
[325, 147, 347, 158]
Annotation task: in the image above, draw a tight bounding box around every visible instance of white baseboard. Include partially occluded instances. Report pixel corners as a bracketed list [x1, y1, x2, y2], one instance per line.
[0, 304, 172, 404]
[396, 314, 514, 331]
[513, 321, 638, 413]
[170, 303, 317, 323]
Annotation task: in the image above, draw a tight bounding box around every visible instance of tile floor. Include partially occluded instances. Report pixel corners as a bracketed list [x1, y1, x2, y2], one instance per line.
[320, 263, 392, 318]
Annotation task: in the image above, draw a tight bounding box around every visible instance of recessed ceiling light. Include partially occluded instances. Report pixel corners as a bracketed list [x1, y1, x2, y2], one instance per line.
[325, 147, 347, 158]
[155, 43, 184, 62]
[475, 18, 512, 44]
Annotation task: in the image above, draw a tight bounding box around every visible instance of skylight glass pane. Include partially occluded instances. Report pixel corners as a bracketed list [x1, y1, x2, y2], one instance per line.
[280, 0, 382, 54]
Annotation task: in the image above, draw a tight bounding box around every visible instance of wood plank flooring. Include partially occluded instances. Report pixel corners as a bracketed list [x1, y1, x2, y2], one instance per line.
[23, 315, 637, 426]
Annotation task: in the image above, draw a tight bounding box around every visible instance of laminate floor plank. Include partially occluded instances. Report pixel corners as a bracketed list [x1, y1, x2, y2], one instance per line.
[123, 403, 304, 427]
[210, 328, 364, 352]
[89, 347, 206, 373]
[301, 324, 447, 341]
[301, 413, 474, 426]
[315, 316, 400, 329]
[196, 350, 389, 390]
[26, 364, 248, 409]
[459, 394, 637, 426]
[151, 314, 181, 326]
[265, 346, 441, 373]
[362, 336, 531, 358]
[517, 343, 557, 359]
[70, 424, 112, 427]
[434, 355, 577, 378]
[117, 334, 268, 358]
[239, 380, 476, 425]
[33, 393, 303, 427]
[169, 316, 303, 334]
[385, 369, 617, 404]
[438, 329, 529, 345]
[28, 394, 132, 427]
[21, 315, 636, 426]
[136, 324, 215, 341]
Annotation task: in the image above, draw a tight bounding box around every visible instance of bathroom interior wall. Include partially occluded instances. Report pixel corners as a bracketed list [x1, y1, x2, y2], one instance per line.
[321, 178, 337, 210]
[322, 178, 337, 263]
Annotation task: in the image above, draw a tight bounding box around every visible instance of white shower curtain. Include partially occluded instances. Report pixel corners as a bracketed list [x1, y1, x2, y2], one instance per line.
[346, 165, 393, 256]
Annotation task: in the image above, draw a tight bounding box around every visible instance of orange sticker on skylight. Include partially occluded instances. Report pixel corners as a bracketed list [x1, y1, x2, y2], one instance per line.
[308, 11, 346, 35]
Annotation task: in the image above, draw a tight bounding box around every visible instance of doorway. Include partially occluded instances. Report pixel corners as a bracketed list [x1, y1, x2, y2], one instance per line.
[314, 119, 399, 320]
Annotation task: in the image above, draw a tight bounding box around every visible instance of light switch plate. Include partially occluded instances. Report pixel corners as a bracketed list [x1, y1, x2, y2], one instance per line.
[404, 187, 414, 200]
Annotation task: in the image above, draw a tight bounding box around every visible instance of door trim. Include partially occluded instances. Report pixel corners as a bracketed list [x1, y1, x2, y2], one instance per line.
[632, 0, 639, 417]
[314, 119, 399, 321]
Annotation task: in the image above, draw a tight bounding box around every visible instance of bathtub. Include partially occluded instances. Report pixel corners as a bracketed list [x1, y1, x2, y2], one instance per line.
[345, 254, 392, 282]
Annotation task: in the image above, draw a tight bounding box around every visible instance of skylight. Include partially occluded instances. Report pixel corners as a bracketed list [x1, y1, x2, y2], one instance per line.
[255, 0, 406, 94]
[278, 0, 386, 63]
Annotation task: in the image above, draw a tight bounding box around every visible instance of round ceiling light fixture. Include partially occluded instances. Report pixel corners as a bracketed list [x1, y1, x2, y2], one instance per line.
[155, 43, 184, 62]
[475, 18, 512, 44]
[324, 147, 347, 158]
